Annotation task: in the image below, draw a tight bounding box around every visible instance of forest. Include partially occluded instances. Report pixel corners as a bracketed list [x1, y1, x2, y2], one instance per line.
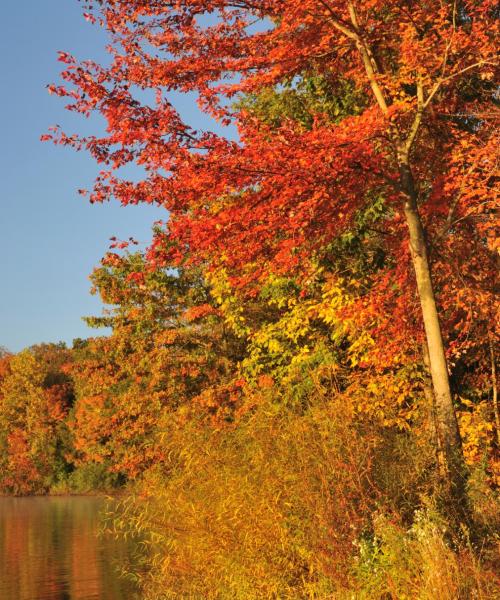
[1, 0, 499, 598]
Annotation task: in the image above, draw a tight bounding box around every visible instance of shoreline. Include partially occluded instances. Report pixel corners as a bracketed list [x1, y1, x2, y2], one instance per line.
[0, 490, 126, 499]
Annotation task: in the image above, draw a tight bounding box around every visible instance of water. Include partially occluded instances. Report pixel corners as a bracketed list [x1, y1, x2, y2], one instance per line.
[0, 496, 139, 600]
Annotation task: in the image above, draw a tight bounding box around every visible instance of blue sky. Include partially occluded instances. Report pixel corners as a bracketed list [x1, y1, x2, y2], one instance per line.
[0, 1, 222, 352]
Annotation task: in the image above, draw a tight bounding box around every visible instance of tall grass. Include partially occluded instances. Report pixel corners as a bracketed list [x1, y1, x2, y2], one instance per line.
[107, 393, 499, 599]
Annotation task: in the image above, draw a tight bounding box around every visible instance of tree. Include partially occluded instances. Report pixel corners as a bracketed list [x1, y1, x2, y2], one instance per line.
[0, 344, 74, 494]
[69, 249, 244, 478]
[47, 0, 498, 505]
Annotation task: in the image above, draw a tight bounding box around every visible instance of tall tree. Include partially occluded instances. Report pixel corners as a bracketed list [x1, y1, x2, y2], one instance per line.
[47, 0, 498, 503]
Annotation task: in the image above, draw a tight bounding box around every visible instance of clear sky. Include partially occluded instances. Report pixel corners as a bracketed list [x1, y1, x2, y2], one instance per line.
[0, 1, 219, 353]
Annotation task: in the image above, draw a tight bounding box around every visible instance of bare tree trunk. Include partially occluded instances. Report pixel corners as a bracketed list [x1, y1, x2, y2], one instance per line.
[422, 343, 446, 476]
[399, 153, 466, 505]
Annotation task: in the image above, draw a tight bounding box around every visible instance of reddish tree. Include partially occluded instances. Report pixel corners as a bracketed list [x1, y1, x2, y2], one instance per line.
[47, 0, 498, 503]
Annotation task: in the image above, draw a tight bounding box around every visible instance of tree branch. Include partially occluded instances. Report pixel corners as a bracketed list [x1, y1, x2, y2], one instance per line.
[346, 2, 390, 116]
[404, 75, 425, 154]
[423, 59, 498, 109]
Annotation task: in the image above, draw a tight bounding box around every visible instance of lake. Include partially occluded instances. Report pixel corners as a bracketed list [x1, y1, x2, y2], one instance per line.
[0, 496, 139, 600]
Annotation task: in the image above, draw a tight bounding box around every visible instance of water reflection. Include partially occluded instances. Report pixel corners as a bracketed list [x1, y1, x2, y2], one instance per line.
[0, 496, 138, 600]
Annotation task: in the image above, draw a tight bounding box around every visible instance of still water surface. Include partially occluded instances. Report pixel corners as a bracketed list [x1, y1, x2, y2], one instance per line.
[0, 496, 139, 600]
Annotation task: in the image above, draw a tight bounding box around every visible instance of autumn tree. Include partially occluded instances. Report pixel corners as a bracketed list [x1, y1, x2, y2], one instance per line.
[0, 344, 74, 494]
[69, 249, 245, 478]
[47, 0, 498, 506]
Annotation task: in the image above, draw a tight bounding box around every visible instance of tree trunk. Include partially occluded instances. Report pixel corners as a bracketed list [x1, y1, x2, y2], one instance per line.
[489, 335, 500, 447]
[399, 154, 467, 506]
[422, 343, 446, 476]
